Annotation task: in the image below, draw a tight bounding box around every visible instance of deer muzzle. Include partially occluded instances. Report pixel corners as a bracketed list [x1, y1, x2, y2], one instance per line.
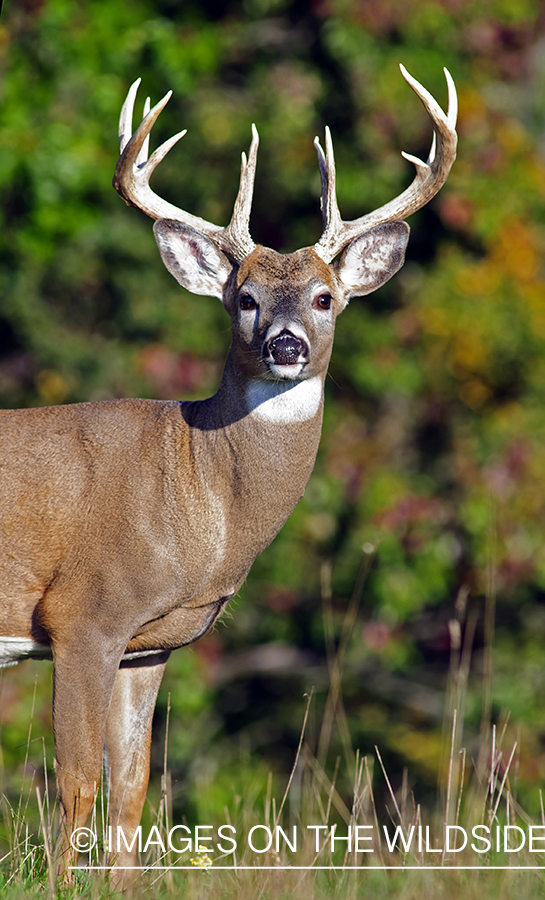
[265, 330, 309, 369]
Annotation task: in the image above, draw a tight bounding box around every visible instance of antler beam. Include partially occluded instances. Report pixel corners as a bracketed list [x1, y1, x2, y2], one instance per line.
[113, 79, 258, 263]
[313, 65, 458, 263]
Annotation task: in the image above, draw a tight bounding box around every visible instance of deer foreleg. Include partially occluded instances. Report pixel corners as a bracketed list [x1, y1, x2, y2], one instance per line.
[51, 636, 125, 877]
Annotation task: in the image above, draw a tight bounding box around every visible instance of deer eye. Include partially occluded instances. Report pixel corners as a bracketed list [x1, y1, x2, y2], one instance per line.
[239, 295, 257, 311]
[313, 293, 332, 311]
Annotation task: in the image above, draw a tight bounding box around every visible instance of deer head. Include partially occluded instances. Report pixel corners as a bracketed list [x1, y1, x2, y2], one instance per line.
[113, 67, 457, 398]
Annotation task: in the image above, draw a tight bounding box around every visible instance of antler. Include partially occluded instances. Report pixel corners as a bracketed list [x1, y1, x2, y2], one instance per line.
[313, 65, 458, 263]
[113, 79, 259, 263]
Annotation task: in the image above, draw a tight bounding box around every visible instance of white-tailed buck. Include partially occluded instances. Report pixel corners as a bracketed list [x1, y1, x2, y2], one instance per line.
[0, 65, 456, 874]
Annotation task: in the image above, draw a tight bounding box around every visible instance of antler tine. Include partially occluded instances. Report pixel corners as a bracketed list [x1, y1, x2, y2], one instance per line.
[114, 86, 191, 220]
[314, 127, 343, 235]
[314, 136, 327, 223]
[314, 65, 458, 263]
[114, 80, 257, 263]
[399, 64, 457, 162]
[135, 96, 151, 168]
[221, 124, 259, 261]
[118, 77, 140, 156]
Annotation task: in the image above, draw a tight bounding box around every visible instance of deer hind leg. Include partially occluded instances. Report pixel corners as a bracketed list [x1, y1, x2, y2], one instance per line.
[104, 652, 169, 881]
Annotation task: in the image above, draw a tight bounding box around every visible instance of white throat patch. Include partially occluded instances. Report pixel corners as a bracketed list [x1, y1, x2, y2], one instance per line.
[246, 376, 322, 424]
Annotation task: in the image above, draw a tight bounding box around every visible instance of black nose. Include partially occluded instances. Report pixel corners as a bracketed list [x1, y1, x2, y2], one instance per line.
[267, 331, 307, 366]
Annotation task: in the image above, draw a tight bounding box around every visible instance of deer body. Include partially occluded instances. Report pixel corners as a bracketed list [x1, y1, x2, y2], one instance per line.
[0, 386, 320, 652]
[0, 69, 457, 877]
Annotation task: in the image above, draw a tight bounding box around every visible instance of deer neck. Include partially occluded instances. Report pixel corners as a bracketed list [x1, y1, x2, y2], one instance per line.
[180, 349, 325, 545]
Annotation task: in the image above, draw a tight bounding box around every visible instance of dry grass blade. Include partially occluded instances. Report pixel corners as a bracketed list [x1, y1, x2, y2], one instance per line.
[274, 688, 313, 829]
[375, 745, 404, 831]
[317, 553, 372, 775]
[304, 753, 350, 826]
[365, 756, 384, 865]
[490, 742, 518, 822]
[442, 709, 458, 861]
[455, 747, 466, 829]
[36, 786, 55, 894]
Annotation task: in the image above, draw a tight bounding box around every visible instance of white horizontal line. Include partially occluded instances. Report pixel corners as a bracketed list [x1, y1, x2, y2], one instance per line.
[71, 865, 545, 871]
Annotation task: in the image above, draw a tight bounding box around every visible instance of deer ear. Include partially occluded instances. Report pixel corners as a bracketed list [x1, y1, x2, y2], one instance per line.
[334, 222, 410, 300]
[153, 220, 233, 300]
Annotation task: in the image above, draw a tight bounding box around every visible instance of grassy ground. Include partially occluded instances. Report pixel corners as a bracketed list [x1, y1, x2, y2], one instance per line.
[3, 678, 545, 897]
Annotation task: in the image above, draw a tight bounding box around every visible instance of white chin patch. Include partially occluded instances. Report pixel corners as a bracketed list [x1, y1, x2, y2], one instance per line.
[267, 362, 305, 380]
[246, 376, 322, 423]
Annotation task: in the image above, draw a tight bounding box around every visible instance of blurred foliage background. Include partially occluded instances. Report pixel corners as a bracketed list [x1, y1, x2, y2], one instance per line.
[1, 0, 545, 830]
